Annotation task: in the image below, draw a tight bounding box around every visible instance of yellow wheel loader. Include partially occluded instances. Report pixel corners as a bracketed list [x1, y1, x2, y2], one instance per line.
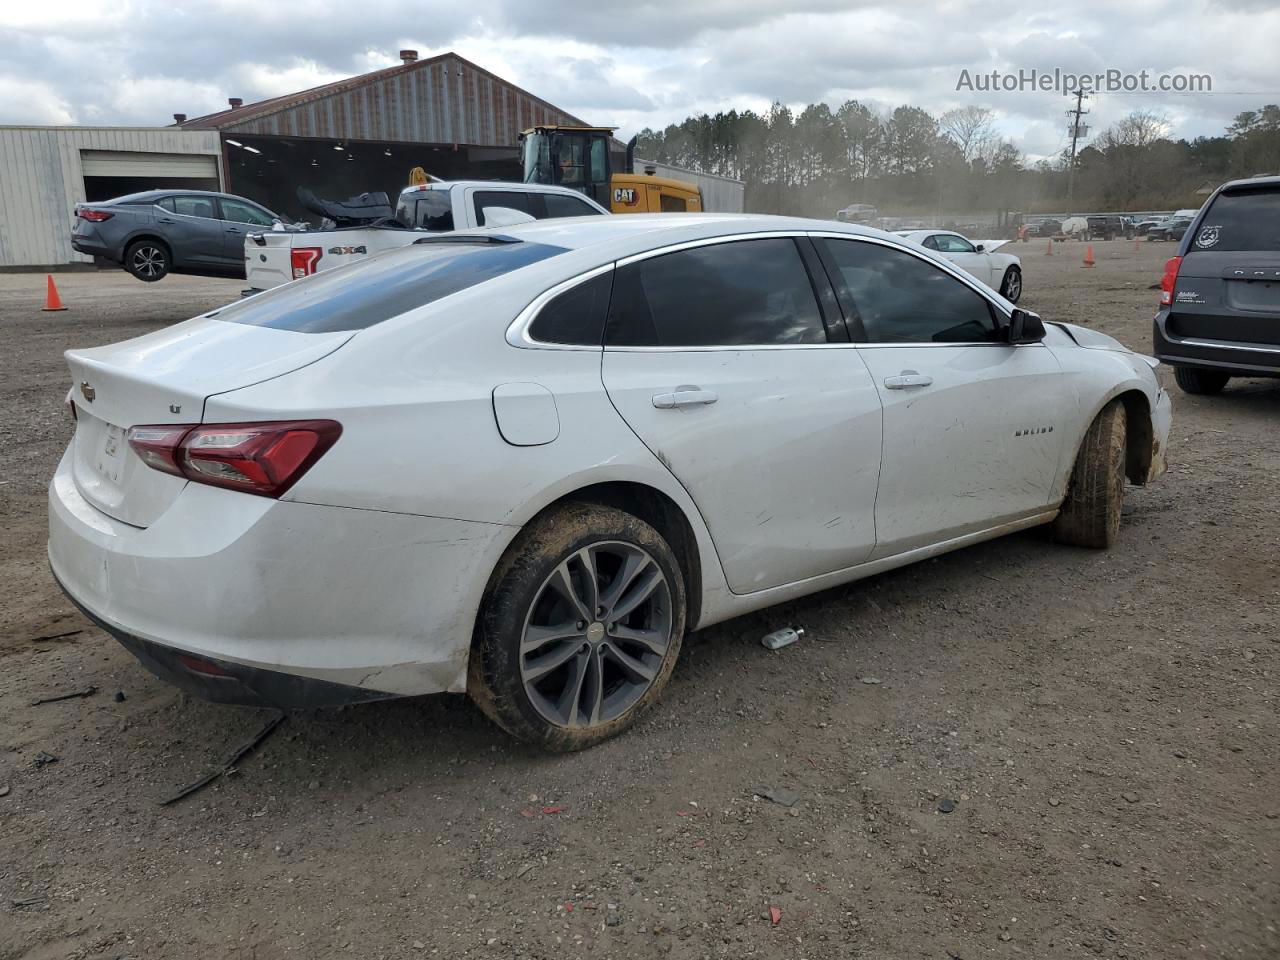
[518, 125, 703, 214]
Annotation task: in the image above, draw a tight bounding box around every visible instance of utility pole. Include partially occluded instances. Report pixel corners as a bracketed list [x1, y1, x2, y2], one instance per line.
[1066, 89, 1090, 204]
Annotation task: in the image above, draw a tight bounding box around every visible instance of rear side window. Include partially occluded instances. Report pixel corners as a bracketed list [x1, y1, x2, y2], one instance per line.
[543, 193, 601, 219]
[819, 238, 999, 344]
[173, 196, 216, 219]
[659, 194, 688, 213]
[1191, 188, 1280, 252]
[217, 240, 566, 333]
[529, 272, 613, 345]
[474, 191, 534, 225]
[398, 192, 454, 231]
[157, 197, 175, 213]
[605, 238, 827, 347]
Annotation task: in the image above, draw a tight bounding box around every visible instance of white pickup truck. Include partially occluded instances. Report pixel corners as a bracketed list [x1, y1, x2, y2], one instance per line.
[243, 181, 608, 293]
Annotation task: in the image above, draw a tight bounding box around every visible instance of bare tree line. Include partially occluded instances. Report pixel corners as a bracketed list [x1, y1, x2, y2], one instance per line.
[635, 102, 1280, 217]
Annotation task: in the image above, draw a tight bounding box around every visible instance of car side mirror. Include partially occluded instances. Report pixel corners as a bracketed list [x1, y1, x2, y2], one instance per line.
[1006, 308, 1046, 344]
[974, 243, 986, 252]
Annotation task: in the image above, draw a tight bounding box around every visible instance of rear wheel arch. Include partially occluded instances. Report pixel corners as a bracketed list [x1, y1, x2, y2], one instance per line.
[505, 481, 704, 630]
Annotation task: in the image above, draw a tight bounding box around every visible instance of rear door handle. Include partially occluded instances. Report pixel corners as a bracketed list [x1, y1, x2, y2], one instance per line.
[883, 371, 933, 390]
[652, 388, 719, 409]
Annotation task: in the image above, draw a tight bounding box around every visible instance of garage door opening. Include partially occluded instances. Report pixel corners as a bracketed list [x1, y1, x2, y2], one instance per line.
[83, 175, 221, 202]
[80, 149, 221, 202]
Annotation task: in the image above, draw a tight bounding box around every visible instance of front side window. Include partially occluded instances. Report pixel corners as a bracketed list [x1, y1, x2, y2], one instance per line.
[819, 238, 1000, 344]
[605, 238, 827, 347]
[173, 196, 217, 219]
[932, 234, 976, 254]
[220, 198, 275, 226]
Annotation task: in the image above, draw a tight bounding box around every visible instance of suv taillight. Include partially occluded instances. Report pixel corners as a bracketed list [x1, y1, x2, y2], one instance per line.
[127, 420, 342, 498]
[1159, 256, 1182, 307]
[291, 247, 322, 279]
[78, 210, 113, 222]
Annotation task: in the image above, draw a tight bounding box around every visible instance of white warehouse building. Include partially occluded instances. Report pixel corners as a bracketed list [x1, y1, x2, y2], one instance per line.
[0, 126, 224, 269]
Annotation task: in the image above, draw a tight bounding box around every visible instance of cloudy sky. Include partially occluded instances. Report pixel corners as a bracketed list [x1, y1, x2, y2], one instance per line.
[2, 0, 1278, 159]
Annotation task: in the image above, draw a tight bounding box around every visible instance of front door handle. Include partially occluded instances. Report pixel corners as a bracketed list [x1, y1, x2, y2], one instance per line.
[652, 387, 719, 409]
[157, 217, 176, 224]
[883, 371, 933, 390]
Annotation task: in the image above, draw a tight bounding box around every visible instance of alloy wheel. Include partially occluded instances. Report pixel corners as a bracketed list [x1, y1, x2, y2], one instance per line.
[132, 246, 165, 278]
[519, 541, 673, 728]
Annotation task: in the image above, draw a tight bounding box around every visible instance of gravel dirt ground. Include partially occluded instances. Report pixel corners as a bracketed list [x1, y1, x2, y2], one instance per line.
[1, 245, 1277, 960]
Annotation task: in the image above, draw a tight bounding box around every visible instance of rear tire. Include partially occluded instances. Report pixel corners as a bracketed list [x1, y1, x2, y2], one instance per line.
[1173, 366, 1229, 395]
[467, 502, 686, 751]
[125, 240, 170, 282]
[1053, 400, 1127, 549]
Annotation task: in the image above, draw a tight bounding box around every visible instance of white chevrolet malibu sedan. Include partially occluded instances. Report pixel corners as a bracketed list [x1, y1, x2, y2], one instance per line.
[50, 214, 1171, 749]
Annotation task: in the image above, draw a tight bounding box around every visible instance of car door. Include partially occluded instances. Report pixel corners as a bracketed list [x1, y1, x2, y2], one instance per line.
[218, 197, 277, 267]
[600, 235, 883, 594]
[930, 233, 996, 287]
[814, 234, 1073, 559]
[158, 195, 226, 266]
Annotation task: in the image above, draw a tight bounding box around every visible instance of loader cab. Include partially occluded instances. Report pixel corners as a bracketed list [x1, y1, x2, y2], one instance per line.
[519, 126, 618, 209]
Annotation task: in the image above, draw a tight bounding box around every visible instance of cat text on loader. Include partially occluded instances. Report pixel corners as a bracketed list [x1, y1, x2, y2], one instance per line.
[518, 125, 703, 214]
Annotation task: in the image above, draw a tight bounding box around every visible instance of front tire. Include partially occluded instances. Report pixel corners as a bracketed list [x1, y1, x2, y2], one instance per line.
[124, 240, 170, 282]
[999, 266, 1023, 302]
[468, 502, 686, 751]
[1173, 366, 1229, 395]
[1053, 400, 1127, 549]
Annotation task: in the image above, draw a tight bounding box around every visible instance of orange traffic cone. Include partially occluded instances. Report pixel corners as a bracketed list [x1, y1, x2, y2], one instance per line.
[1045, 239, 1053, 256]
[1082, 245, 1096, 268]
[41, 274, 67, 312]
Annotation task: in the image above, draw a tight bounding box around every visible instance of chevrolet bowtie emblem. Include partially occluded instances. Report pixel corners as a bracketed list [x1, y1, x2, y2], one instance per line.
[80, 381, 95, 402]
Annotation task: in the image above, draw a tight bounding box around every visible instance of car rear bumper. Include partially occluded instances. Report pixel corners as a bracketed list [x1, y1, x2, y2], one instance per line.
[1153, 312, 1280, 377]
[71, 238, 115, 261]
[48, 446, 515, 707]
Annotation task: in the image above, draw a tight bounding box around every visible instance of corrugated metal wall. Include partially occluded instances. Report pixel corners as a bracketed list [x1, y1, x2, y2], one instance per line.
[222, 54, 580, 146]
[0, 127, 222, 267]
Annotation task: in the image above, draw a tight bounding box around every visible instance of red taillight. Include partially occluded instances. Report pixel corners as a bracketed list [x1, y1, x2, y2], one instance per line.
[1159, 256, 1182, 307]
[290, 247, 322, 279]
[78, 209, 114, 222]
[126, 420, 342, 498]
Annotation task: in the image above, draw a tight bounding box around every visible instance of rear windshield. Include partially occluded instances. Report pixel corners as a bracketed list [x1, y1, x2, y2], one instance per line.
[1191, 188, 1280, 252]
[216, 240, 565, 333]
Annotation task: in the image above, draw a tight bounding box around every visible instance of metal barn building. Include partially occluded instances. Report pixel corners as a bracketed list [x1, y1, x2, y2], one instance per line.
[0, 51, 588, 268]
[176, 50, 588, 225]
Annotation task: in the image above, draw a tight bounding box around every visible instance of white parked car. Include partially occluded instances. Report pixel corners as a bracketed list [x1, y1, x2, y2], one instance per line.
[50, 215, 1170, 750]
[895, 229, 1023, 301]
[243, 181, 608, 293]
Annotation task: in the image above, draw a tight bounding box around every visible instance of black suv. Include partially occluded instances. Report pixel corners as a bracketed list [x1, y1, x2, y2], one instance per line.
[1153, 176, 1280, 394]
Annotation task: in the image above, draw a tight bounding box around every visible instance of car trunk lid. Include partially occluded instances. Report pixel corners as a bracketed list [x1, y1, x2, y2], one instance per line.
[65, 316, 353, 527]
[244, 231, 297, 291]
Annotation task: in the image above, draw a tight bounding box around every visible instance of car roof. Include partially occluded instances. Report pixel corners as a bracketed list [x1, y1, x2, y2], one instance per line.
[398, 181, 602, 200]
[104, 189, 259, 204]
[445, 213, 936, 260]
